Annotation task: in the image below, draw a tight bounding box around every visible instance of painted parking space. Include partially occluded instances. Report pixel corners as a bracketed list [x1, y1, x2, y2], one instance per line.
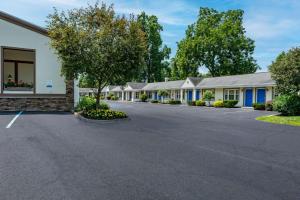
[0, 111, 22, 129]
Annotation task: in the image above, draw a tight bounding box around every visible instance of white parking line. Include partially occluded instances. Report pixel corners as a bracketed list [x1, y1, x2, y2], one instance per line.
[6, 111, 23, 129]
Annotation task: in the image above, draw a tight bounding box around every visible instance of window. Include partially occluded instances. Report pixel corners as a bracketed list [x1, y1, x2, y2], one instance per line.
[147, 91, 152, 99]
[224, 89, 239, 101]
[135, 92, 139, 99]
[2, 48, 35, 94]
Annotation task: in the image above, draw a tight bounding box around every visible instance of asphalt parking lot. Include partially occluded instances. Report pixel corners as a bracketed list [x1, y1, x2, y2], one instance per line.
[0, 102, 299, 200]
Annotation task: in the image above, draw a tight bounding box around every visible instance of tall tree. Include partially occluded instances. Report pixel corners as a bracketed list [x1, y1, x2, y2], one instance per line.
[137, 12, 171, 82]
[47, 3, 146, 107]
[269, 48, 300, 95]
[172, 7, 258, 78]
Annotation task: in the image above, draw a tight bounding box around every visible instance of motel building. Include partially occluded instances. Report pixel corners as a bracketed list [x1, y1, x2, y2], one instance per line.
[81, 72, 276, 107]
[0, 11, 78, 111]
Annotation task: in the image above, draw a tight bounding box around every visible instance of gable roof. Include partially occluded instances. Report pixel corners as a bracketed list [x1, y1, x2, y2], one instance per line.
[101, 86, 117, 92]
[187, 77, 202, 86]
[111, 86, 124, 92]
[196, 72, 275, 89]
[0, 11, 48, 36]
[125, 82, 147, 90]
[142, 80, 185, 91]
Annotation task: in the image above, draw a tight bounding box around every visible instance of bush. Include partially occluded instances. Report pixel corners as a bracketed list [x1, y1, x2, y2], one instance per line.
[76, 97, 110, 111]
[253, 103, 266, 110]
[223, 100, 238, 108]
[213, 100, 224, 107]
[106, 93, 114, 100]
[187, 101, 196, 106]
[167, 99, 181, 104]
[110, 96, 119, 101]
[265, 101, 273, 111]
[151, 100, 159, 103]
[82, 109, 127, 120]
[195, 100, 205, 106]
[273, 95, 300, 116]
[140, 94, 148, 102]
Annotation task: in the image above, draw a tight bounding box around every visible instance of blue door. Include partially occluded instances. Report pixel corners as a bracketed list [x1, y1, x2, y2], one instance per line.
[188, 90, 193, 101]
[154, 92, 158, 100]
[196, 90, 200, 100]
[245, 89, 253, 107]
[257, 89, 266, 104]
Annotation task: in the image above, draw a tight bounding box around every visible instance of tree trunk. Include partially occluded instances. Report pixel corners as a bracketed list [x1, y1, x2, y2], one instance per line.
[96, 85, 101, 110]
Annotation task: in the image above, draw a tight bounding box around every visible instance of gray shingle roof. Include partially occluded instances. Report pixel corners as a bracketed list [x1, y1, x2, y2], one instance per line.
[142, 80, 185, 91]
[101, 86, 117, 92]
[126, 82, 147, 90]
[111, 86, 124, 92]
[196, 72, 275, 88]
[187, 77, 202, 86]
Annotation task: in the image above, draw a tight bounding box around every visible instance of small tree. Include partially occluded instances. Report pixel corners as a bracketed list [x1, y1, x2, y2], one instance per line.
[139, 93, 148, 102]
[47, 2, 146, 109]
[203, 90, 214, 106]
[269, 48, 300, 95]
[158, 90, 169, 103]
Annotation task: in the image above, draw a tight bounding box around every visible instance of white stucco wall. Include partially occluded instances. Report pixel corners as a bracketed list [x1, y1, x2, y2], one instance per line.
[0, 19, 65, 94]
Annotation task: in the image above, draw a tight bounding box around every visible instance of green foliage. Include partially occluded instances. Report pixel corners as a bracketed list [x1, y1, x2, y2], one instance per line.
[223, 100, 238, 108]
[187, 101, 196, 106]
[203, 90, 214, 101]
[167, 99, 181, 104]
[82, 109, 127, 120]
[137, 12, 171, 82]
[158, 90, 169, 97]
[253, 103, 266, 110]
[110, 96, 119, 101]
[172, 7, 258, 78]
[47, 2, 146, 107]
[269, 48, 300, 95]
[256, 115, 300, 127]
[273, 95, 300, 116]
[151, 100, 159, 103]
[139, 93, 148, 102]
[76, 97, 110, 111]
[213, 100, 224, 107]
[265, 101, 273, 111]
[195, 100, 206, 106]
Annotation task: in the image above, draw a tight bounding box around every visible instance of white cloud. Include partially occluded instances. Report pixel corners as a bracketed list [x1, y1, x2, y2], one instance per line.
[244, 15, 298, 40]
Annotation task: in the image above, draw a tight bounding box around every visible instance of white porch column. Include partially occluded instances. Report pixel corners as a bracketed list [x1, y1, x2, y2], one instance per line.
[132, 91, 135, 102]
[121, 91, 125, 101]
[180, 89, 183, 103]
[193, 89, 196, 101]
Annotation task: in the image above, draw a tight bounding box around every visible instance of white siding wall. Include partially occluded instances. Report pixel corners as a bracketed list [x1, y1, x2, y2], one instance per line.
[0, 19, 65, 94]
[266, 86, 273, 102]
[214, 88, 223, 101]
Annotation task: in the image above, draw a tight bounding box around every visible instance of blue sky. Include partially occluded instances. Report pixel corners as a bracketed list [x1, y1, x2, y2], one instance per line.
[1, 0, 300, 72]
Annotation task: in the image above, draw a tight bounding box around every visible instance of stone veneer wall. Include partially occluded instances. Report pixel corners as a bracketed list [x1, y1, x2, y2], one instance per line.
[0, 80, 74, 112]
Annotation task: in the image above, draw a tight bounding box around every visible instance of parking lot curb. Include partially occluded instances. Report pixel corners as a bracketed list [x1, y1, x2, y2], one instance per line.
[74, 112, 130, 124]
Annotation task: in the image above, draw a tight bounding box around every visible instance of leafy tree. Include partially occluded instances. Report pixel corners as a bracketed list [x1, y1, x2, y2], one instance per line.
[79, 74, 96, 88]
[158, 90, 169, 103]
[203, 90, 214, 106]
[269, 48, 300, 95]
[172, 7, 258, 78]
[47, 3, 146, 108]
[137, 12, 171, 82]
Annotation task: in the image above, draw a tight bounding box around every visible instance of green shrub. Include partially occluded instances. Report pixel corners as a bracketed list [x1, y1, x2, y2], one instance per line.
[265, 101, 273, 111]
[223, 100, 238, 108]
[140, 93, 148, 102]
[76, 97, 110, 111]
[82, 109, 127, 120]
[167, 99, 181, 104]
[106, 93, 114, 100]
[110, 96, 119, 101]
[213, 100, 224, 107]
[195, 100, 205, 106]
[187, 101, 196, 106]
[253, 103, 266, 110]
[151, 100, 159, 103]
[273, 95, 300, 116]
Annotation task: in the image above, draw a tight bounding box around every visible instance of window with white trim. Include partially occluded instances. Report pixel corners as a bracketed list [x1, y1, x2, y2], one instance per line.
[135, 92, 140, 99]
[224, 89, 239, 101]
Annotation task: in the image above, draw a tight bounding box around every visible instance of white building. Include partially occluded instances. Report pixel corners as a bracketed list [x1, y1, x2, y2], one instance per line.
[0, 11, 76, 111]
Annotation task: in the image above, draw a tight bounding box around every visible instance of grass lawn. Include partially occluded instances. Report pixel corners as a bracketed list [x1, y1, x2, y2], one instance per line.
[256, 115, 300, 126]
